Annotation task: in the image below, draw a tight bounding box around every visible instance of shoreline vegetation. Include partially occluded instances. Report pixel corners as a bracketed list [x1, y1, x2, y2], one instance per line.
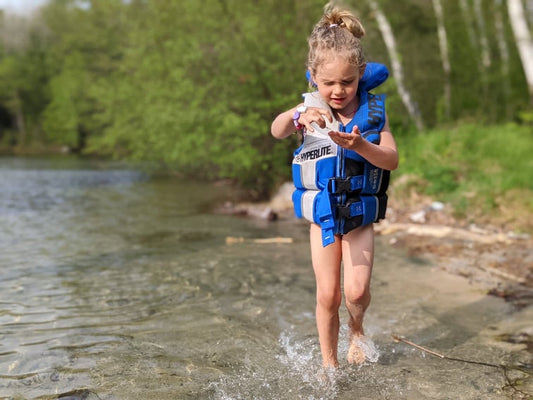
[1, 1, 531, 202]
[215, 122, 533, 308]
[2, 122, 532, 301]
[233, 179, 533, 312]
[4, 121, 531, 230]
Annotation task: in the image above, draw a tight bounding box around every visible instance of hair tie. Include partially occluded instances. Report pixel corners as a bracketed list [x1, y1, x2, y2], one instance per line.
[329, 23, 338, 28]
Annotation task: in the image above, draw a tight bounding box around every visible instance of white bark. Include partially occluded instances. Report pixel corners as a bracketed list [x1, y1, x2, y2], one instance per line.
[495, 0, 512, 114]
[507, 0, 533, 97]
[474, 0, 492, 68]
[367, 0, 424, 130]
[495, 0, 511, 80]
[432, 0, 451, 118]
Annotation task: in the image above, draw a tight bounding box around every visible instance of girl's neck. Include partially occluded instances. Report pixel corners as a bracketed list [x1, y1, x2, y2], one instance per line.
[334, 97, 359, 125]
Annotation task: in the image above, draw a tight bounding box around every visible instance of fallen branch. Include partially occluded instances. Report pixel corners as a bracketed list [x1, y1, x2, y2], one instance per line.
[392, 335, 447, 359]
[392, 335, 501, 368]
[225, 236, 293, 245]
[392, 334, 533, 396]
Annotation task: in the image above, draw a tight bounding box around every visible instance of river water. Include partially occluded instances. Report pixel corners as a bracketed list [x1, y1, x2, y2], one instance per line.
[0, 156, 531, 400]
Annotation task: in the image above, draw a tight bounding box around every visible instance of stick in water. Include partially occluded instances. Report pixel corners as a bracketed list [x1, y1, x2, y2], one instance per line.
[392, 335, 446, 359]
[225, 236, 293, 245]
[392, 334, 533, 397]
[392, 334, 503, 368]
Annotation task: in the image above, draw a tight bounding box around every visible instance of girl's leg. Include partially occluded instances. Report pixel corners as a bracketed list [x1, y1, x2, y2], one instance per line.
[341, 224, 375, 363]
[309, 223, 342, 368]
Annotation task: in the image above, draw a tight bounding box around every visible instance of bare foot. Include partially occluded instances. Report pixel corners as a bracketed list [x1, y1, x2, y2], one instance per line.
[347, 335, 366, 364]
[322, 357, 339, 369]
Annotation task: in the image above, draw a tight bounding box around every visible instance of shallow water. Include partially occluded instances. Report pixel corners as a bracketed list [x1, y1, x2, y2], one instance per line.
[0, 156, 531, 400]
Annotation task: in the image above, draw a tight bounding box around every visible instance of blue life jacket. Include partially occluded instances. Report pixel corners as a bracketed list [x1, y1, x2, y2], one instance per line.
[292, 63, 390, 246]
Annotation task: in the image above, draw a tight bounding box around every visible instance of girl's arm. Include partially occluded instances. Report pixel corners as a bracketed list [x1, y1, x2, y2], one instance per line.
[271, 105, 333, 139]
[271, 106, 300, 139]
[328, 114, 399, 171]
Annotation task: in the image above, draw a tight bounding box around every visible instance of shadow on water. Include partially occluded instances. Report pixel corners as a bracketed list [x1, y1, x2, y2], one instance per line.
[0, 157, 531, 400]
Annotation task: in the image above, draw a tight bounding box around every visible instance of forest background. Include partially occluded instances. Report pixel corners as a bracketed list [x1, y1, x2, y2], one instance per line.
[0, 0, 532, 232]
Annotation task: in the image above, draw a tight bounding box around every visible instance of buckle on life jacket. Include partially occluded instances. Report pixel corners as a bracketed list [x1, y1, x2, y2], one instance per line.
[328, 176, 365, 195]
[336, 199, 362, 219]
[335, 195, 383, 226]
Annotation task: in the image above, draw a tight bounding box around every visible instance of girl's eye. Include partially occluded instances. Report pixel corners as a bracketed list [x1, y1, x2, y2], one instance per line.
[321, 79, 354, 86]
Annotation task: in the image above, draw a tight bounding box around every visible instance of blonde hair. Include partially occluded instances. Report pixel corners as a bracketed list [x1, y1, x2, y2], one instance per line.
[307, 3, 366, 77]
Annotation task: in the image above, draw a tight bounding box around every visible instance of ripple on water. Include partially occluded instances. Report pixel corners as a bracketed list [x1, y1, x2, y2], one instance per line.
[209, 327, 385, 400]
[1, 158, 531, 399]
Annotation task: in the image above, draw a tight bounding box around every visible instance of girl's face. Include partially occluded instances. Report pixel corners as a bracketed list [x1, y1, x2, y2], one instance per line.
[311, 57, 365, 115]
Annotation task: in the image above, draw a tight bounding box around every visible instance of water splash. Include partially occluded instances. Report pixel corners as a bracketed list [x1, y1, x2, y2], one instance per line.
[210, 327, 387, 400]
[347, 335, 380, 364]
[276, 329, 341, 396]
[210, 329, 344, 400]
[338, 324, 380, 365]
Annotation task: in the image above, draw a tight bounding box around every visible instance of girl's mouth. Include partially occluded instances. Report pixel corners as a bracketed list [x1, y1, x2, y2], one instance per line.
[331, 98, 345, 105]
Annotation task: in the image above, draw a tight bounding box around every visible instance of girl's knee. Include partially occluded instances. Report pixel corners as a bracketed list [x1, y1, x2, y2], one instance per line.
[317, 290, 342, 312]
[344, 285, 371, 309]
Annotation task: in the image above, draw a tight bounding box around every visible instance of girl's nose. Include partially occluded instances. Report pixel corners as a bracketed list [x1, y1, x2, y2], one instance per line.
[333, 85, 345, 96]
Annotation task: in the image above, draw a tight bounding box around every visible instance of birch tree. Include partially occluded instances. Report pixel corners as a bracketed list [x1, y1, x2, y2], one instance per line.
[495, 0, 511, 113]
[366, 0, 424, 130]
[495, 0, 511, 77]
[474, 0, 492, 69]
[507, 0, 533, 99]
[458, 0, 478, 51]
[432, 0, 451, 119]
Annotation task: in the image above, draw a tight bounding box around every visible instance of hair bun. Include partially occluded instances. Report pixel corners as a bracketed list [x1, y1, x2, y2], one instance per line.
[323, 3, 365, 39]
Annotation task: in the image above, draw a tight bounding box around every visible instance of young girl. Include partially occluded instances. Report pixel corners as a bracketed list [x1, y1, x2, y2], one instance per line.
[271, 4, 398, 368]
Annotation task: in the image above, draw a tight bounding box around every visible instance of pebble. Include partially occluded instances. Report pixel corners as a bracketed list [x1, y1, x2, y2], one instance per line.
[430, 201, 445, 211]
[409, 210, 426, 223]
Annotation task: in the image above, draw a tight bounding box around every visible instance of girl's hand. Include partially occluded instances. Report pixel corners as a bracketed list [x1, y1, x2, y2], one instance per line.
[297, 107, 333, 132]
[328, 125, 364, 151]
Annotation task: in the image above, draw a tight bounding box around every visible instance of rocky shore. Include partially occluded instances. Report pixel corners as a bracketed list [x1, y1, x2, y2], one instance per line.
[217, 181, 533, 387]
[219, 182, 533, 309]
[377, 210, 533, 309]
[381, 187, 533, 309]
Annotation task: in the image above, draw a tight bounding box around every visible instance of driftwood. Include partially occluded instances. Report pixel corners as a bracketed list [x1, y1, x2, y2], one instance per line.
[377, 222, 514, 244]
[225, 236, 293, 245]
[392, 335, 503, 368]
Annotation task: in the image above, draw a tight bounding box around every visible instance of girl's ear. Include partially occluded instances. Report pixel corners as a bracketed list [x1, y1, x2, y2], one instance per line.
[359, 64, 366, 80]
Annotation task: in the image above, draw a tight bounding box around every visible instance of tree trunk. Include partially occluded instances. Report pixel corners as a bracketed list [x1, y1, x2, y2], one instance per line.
[474, 0, 492, 69]
[458, 0, 479, 51]
[367, 0, 424, 130]
[432, 0, 451, 119]
[495, 0, 512, 116]
[507, 0, 533, 100]
[495, 0, 511, 75]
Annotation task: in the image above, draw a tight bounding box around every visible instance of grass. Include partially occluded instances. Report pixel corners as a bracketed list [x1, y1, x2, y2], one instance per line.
[393, 123, 533, 232]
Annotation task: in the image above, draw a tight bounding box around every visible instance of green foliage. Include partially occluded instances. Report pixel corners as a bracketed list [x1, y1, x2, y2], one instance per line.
[396, 123, 533, 216]
[42, 52, 86, 147]
[0, 26, 50, 143]
[0, 0, 531, 196]
[83, 0, 323, 194]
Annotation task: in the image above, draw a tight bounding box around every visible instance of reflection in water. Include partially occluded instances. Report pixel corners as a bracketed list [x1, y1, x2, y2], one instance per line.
[0, 156, 531, 399]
